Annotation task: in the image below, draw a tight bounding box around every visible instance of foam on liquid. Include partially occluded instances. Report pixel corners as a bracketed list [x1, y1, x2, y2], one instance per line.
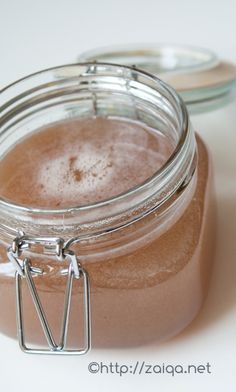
[0, 117, 174, 208]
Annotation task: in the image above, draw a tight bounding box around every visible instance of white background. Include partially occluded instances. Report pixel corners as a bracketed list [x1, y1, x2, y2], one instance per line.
[1, 0, 236, 391]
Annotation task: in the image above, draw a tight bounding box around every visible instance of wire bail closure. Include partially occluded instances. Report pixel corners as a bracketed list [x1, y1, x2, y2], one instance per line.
[7, 235, 91, 355]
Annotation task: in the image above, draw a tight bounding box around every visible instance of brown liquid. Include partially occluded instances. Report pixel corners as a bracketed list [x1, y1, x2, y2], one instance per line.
[0, 117, 215, 348]
[0, 117, 173, 207]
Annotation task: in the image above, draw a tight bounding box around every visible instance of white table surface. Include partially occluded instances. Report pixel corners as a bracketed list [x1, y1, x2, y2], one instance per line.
[1, 0, 236, 391]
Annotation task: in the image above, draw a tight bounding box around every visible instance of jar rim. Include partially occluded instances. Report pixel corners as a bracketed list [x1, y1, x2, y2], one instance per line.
[0, 62, 196, 234]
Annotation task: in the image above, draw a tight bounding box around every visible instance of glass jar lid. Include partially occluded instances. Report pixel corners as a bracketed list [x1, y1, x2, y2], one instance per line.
[78, 44, 236, 109]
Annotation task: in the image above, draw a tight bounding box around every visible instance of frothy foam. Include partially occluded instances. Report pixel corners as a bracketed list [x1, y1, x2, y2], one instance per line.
[0, 117, 174, 207]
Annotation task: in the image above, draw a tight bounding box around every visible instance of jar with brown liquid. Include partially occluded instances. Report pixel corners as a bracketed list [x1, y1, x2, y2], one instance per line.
[0, 62, 215, 354]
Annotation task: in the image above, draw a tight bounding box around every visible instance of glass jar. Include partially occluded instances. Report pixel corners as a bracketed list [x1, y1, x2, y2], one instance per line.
[0, 62, 215, 355]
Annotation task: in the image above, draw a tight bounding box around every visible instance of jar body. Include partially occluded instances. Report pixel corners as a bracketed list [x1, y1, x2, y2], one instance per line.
[0, 62, 216, 350]
[0, 134, 215, 348]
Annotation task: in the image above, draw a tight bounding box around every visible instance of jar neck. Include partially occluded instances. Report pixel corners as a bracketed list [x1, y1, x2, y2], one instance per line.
[0, 63, 197, 247]
[0, 172, 197, 261]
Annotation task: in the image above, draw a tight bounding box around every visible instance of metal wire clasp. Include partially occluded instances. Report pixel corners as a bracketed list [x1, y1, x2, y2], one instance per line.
[7, 235, 91, 355]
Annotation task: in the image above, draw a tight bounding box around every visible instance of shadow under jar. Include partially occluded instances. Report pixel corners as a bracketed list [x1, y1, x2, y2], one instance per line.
[0, 63, 215, 354]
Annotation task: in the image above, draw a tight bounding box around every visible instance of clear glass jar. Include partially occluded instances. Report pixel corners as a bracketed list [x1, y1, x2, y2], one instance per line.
[0, 62, 215, 354]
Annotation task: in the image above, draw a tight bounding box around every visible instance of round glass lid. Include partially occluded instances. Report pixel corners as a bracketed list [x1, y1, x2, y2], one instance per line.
[78, 44, 236, 105]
